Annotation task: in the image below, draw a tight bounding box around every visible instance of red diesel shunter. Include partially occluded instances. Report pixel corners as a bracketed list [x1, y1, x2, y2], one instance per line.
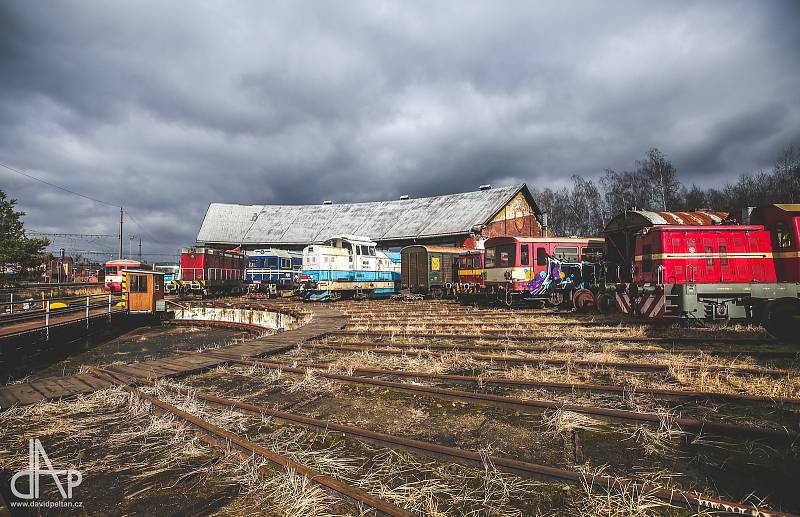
[177, 247, 246, 297]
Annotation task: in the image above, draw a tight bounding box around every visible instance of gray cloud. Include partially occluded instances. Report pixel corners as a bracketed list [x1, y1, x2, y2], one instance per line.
[0, 0, 798, 259]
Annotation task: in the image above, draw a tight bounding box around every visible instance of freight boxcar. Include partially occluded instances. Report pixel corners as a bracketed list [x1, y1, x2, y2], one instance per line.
[400, 246, 464, 298]
[175, 247, 246, 297]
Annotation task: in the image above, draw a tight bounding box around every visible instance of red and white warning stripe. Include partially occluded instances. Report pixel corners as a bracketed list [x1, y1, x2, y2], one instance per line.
[637, 293, 665, 319]
[615, 292, 631, 314]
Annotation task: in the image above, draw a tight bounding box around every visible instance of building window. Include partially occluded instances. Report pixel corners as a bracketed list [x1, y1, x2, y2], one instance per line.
[130, 275, 148, 293]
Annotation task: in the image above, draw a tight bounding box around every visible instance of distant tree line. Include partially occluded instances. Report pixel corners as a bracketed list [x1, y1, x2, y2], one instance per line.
[0, 189, 50, 283]
[531, 146, 800, 237]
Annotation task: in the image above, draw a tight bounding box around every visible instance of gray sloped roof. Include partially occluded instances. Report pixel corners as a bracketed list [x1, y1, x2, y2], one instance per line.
[197, 184, 531, 245]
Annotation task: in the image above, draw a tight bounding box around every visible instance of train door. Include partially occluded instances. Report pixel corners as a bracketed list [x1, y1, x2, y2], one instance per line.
[429, 253, 442, 285]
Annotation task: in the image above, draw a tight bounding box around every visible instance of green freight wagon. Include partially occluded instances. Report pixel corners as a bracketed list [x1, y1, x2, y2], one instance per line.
[400, 245, 465, 298]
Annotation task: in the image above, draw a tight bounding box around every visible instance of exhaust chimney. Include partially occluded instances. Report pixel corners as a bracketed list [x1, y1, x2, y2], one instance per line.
[742, 206, 755, 224]
[479, 184, 491, 191]
[399, 195, 410, 200]
[322, 200, 333, 205]
[541, 212, 548, 236]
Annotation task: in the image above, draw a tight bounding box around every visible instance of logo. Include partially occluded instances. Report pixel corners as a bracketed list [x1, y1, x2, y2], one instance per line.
[10, 439, 82, 500]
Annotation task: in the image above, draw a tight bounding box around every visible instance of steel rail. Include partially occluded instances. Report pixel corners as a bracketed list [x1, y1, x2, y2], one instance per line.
[201, 354, 800, 444]
[240, 356, 800, 409]
[88, 367, 412, 517]
[328, 330, 771, 345]
[322, 339, 799, 360]
[303, 343, 796, 378]
[161, 383, 797, 516]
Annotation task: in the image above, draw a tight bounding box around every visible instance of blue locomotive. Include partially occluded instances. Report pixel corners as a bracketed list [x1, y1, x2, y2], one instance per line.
[245, 248, 303, 295]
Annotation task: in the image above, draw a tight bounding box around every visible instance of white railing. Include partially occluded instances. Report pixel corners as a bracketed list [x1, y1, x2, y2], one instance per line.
[180, 268, 244, 281]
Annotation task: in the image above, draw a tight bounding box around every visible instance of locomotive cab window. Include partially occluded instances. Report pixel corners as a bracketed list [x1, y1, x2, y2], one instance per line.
[536, 247, 548, 266]
[248, 259, 259, 268]
[705, 246, 714, 266]
[776, 222, 792, 248]
[641, 244, 652, 273]
[520, 244, 530, 266]
[267, 257, 278, 269]
[583, 247, 604, 262]
[485, 248, 496, 268]
[497, 244, 516, 267]
[553, 246, 579, 262]
[281, 258, 290, 269]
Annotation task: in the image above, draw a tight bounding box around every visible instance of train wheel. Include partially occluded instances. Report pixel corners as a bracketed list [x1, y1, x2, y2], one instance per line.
[596, 293, 614, 314]
[572, 289, 595, 313]
[762, 298, 800, 344]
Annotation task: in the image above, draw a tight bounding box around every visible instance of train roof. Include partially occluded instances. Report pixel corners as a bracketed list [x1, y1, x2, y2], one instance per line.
[105, 259, 142, 265]
[401, 245, 466, 254]
[196, 184, 540, 246]
[604, 210, 728, 234]
[248, 248, 302, 258]
[484, 236, 604, 244]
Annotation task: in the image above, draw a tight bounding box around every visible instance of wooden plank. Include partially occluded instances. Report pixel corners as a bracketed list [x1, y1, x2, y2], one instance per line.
[0, 389, 20, 409]
[73, 374, 113, 390]
[27, 380, 67, 399]
[106, 364, 152, 381]
[2, 384, 46, 405]
[51, 377, 96, 395]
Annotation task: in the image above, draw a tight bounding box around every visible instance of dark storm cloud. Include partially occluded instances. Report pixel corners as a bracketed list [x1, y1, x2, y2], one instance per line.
[1, 0, 798, 257]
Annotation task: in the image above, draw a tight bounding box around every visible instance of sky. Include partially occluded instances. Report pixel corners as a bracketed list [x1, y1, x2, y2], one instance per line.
[1, 1, 798, 259]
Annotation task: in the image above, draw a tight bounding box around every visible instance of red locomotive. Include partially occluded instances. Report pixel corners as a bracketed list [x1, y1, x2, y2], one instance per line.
[175, 247, 246, 297]
[455, 249, 485, 304]
[602, 205, 800, 340]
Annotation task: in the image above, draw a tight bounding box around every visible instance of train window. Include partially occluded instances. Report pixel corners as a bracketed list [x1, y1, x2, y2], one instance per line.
[776, 222, 792, 248]
[553, 246, 579, 262]
[536, 247, 547, 266]
[520, 244, 530, 266]
[368, 247, 376, 256]
[485, 248, 496, 268]
[642, 244, 652, 273]
[248, 259, 258, 268]
[281, 258, 290, 269]
[267, 257, 278, 268]
[719, 245, 728, 266]
[105, 266, 117, 275]
[583, 247, 604, 262]
[497, 245, 516, 267]
[705, 246, 713, 266]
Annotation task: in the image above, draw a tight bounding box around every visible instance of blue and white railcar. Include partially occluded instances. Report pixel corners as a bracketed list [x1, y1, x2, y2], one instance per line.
[301, 235, 400, 301]
[246, 248, 303, 293]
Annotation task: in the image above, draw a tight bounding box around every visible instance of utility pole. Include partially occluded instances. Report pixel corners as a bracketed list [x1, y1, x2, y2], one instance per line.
[129, 234, 135, 259]
[138, 237, 142, 261]
[118, 207, 123, 259]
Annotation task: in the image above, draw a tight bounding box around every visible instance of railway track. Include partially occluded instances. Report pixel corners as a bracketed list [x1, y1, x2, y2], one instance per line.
[322, 339, 800, 360]
[155, 376, 798, 516]
[302, 343, 797, 378]
[88, 367, 412, 517]
[234, 355, 800, 409]
[329, 330, 773, 346]
[193, 353, 799, 444]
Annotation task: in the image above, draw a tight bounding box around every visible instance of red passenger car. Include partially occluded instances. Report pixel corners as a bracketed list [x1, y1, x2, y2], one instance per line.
[178, 247, 246, 296]
[482, 237, 605, 306]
